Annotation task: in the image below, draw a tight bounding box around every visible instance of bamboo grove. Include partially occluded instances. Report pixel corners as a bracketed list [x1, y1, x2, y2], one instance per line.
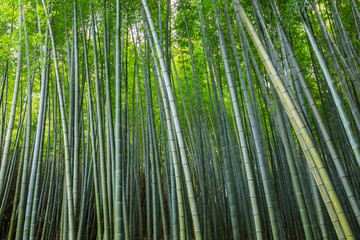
[1, 0, 360, 239]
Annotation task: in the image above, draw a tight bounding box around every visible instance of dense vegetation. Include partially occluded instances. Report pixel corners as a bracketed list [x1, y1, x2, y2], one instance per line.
[1, 0, 360, 239]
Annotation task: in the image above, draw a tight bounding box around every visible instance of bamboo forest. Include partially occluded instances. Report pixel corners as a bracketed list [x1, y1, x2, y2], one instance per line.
[2, 0, 360, 239]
